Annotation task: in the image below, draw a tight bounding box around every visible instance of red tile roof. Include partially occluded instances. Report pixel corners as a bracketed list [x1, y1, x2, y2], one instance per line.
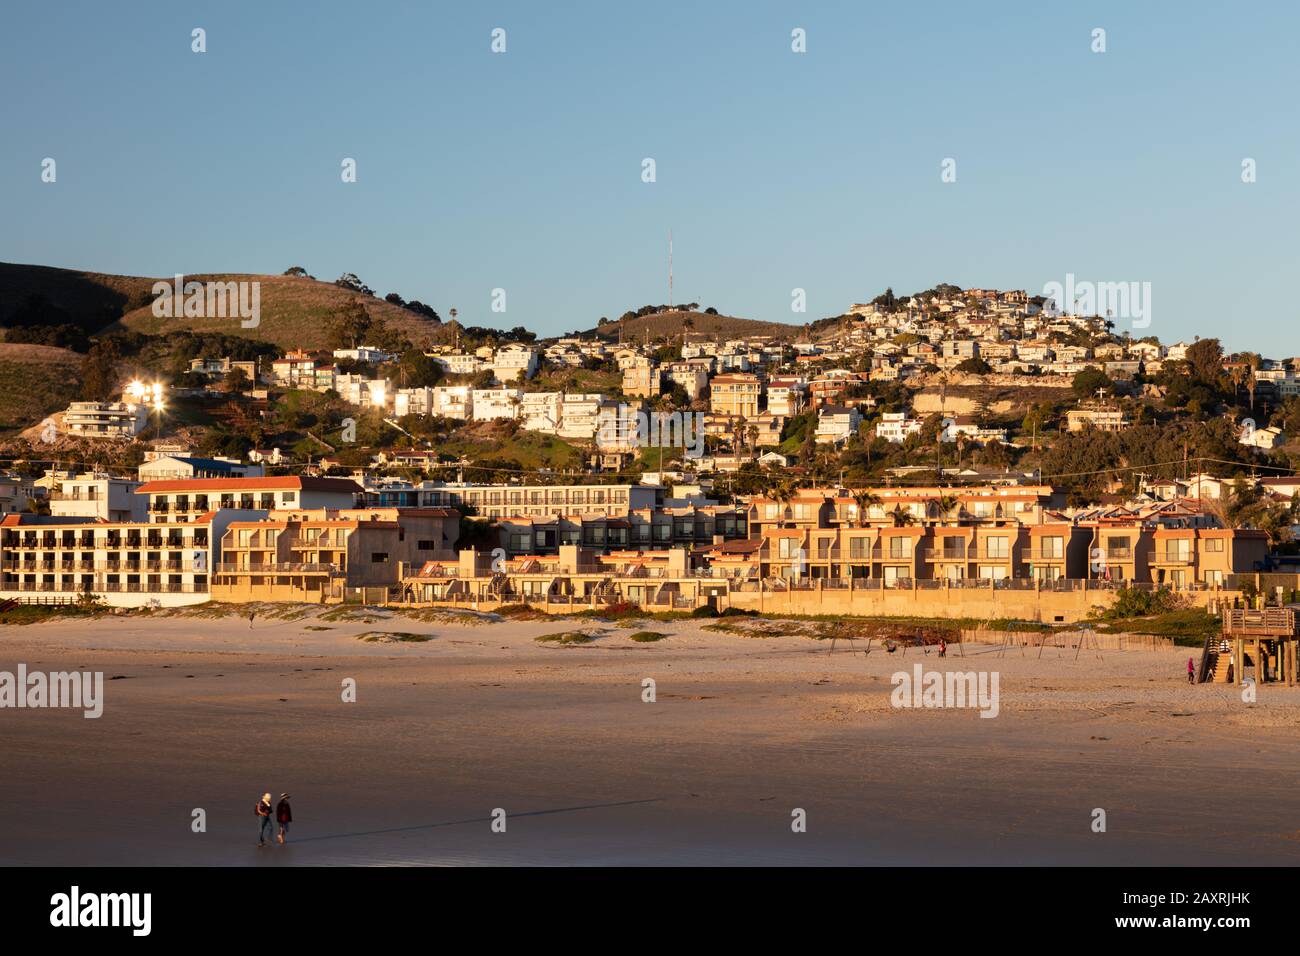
[136, 477, 362, 494]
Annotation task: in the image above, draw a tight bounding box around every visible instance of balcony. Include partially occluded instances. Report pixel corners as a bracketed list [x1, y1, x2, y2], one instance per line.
[920, 549, 972, 562]
[1022, 550, 1067, 562]
[1146, 550, 1193, 565]
[214, 562, 342, 574]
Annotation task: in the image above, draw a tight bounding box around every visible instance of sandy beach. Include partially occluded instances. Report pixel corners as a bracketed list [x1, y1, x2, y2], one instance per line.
[3, 605, 1300, 866]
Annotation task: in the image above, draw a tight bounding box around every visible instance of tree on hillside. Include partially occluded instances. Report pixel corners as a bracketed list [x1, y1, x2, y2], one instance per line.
[1185, 338, 1226, 387]
[1072, 366, 1114, 399]
[222, 367, 250, 394]
[405, 300, 441, 322]
[954, 357, 992, 375]
[79, 339, 124, 401]
[334, 273, 375, 296]
[393, 349, 443, 388]
[283, 266, 312, 278]
[327, 300, 373, 350]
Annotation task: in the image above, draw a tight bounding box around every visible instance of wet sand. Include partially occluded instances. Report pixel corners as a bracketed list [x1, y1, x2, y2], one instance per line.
[3, 607, 1299, 866]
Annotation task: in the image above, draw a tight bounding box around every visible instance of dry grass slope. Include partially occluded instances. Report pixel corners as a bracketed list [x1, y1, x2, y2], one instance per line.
[588, 309, 804, 342]
[110, 273, 442, 350]
[0, 343, 82, 435]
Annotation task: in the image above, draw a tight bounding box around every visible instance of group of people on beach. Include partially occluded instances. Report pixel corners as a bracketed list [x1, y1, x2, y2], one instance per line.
[255, 792, 292, 847]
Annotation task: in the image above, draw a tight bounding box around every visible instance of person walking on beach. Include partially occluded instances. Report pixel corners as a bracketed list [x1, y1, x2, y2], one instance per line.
[938, 638, 947, 658]
[248, 610, 256, 630]
[1187, 657, 1196, 684]
[255, 792, 273, 847]
[276, 793, 292, 845]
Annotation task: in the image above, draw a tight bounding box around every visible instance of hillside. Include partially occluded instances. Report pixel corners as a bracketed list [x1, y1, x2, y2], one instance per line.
[0, 343, 83, 436]
[110, 273, 442, 350]
[0, 263, 443, 351]
[585, 309, 804, 343]
[0, 262, 156, 329]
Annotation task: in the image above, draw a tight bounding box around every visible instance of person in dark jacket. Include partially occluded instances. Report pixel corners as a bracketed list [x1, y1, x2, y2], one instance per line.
[256, 792, 273, 847]
[276, 793, 293, 845]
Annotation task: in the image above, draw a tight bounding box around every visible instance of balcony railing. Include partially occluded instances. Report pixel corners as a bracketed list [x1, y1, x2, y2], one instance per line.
[214, 562, 341, 574]
[0, 582, 209, 594]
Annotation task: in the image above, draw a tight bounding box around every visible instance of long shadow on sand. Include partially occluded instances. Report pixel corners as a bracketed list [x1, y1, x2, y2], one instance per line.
[292, 798, 666, 844]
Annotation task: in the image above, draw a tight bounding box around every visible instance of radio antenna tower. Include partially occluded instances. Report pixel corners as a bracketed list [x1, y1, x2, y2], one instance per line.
[668, 230, 673, 309]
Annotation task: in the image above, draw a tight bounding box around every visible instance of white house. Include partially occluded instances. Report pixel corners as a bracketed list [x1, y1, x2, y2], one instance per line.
[557, 393, 603, 440]
[876, 411, 923, 443]
[471, 388, 521, 421]
[520, 392, 562, 432]
[61, 401, 149, 439]
[815, 405, 862, 446]
[430, 385, 473, 420]
[491, 345, 539, 382]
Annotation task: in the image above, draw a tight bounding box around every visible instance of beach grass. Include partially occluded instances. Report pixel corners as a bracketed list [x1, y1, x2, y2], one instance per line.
[535, 631, 596, 645]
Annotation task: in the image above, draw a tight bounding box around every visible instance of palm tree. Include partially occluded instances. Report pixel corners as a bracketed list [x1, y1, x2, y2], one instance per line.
[852, 489, 881, 527]
[771, 480, 795, 525]
[1247, 353, 1262, 412]
[889, 504, 916, 528]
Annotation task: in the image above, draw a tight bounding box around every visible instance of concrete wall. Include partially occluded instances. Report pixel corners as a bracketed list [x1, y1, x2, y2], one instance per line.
[721, 584, 1114, 623]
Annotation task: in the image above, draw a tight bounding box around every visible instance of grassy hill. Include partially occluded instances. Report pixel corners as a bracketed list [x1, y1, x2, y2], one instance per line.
[0, 263, 443, 351]
[585, 309, 804, 343]
[110, 273, 441, 350]
[0, 343, 83, 435]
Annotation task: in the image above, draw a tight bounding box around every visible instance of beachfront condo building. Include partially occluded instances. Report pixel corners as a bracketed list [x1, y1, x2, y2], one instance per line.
[358, 480, 664, 519]
[138, 476, 362, 524]
[210, 507, 459, 604]
[0, 509, 263, 607]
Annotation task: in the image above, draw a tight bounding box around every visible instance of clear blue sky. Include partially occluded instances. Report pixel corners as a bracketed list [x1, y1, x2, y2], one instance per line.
[2, 1, 1296, 350]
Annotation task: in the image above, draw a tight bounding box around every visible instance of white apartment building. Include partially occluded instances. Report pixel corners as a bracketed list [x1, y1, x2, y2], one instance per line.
[557, 393, 603, 440]
[1066, 408, 1128, 432]
[431, 353, 485, 376]
[520, 392, 562, 432]
[0, 511, 254, 607]
[333, 346, 395, 364]
[664, 362, 710, 401]
[62, 401, 149, 439]
[138, 456, 263, 482]
[50, 473, 145, 522]
[430, 385, 473, 420]
[394, 387, 433, 417]
[491, 345, 539, 382]
[336, 374, 388, 408]
[138, 476, 362, 524]
[876, 411, 924, 443]
[471, 388, 521, 421]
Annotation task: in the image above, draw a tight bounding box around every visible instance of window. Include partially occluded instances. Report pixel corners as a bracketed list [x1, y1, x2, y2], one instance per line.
[888, 537, 909, 559]
[371, 553, 389, 563]
[850, 538, 870, 559]
[417, 540, 436, 551]
[1204, 538, 1224, 553]
[985, 536, 1008, 559]
[1040, 536, 1063, 559]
